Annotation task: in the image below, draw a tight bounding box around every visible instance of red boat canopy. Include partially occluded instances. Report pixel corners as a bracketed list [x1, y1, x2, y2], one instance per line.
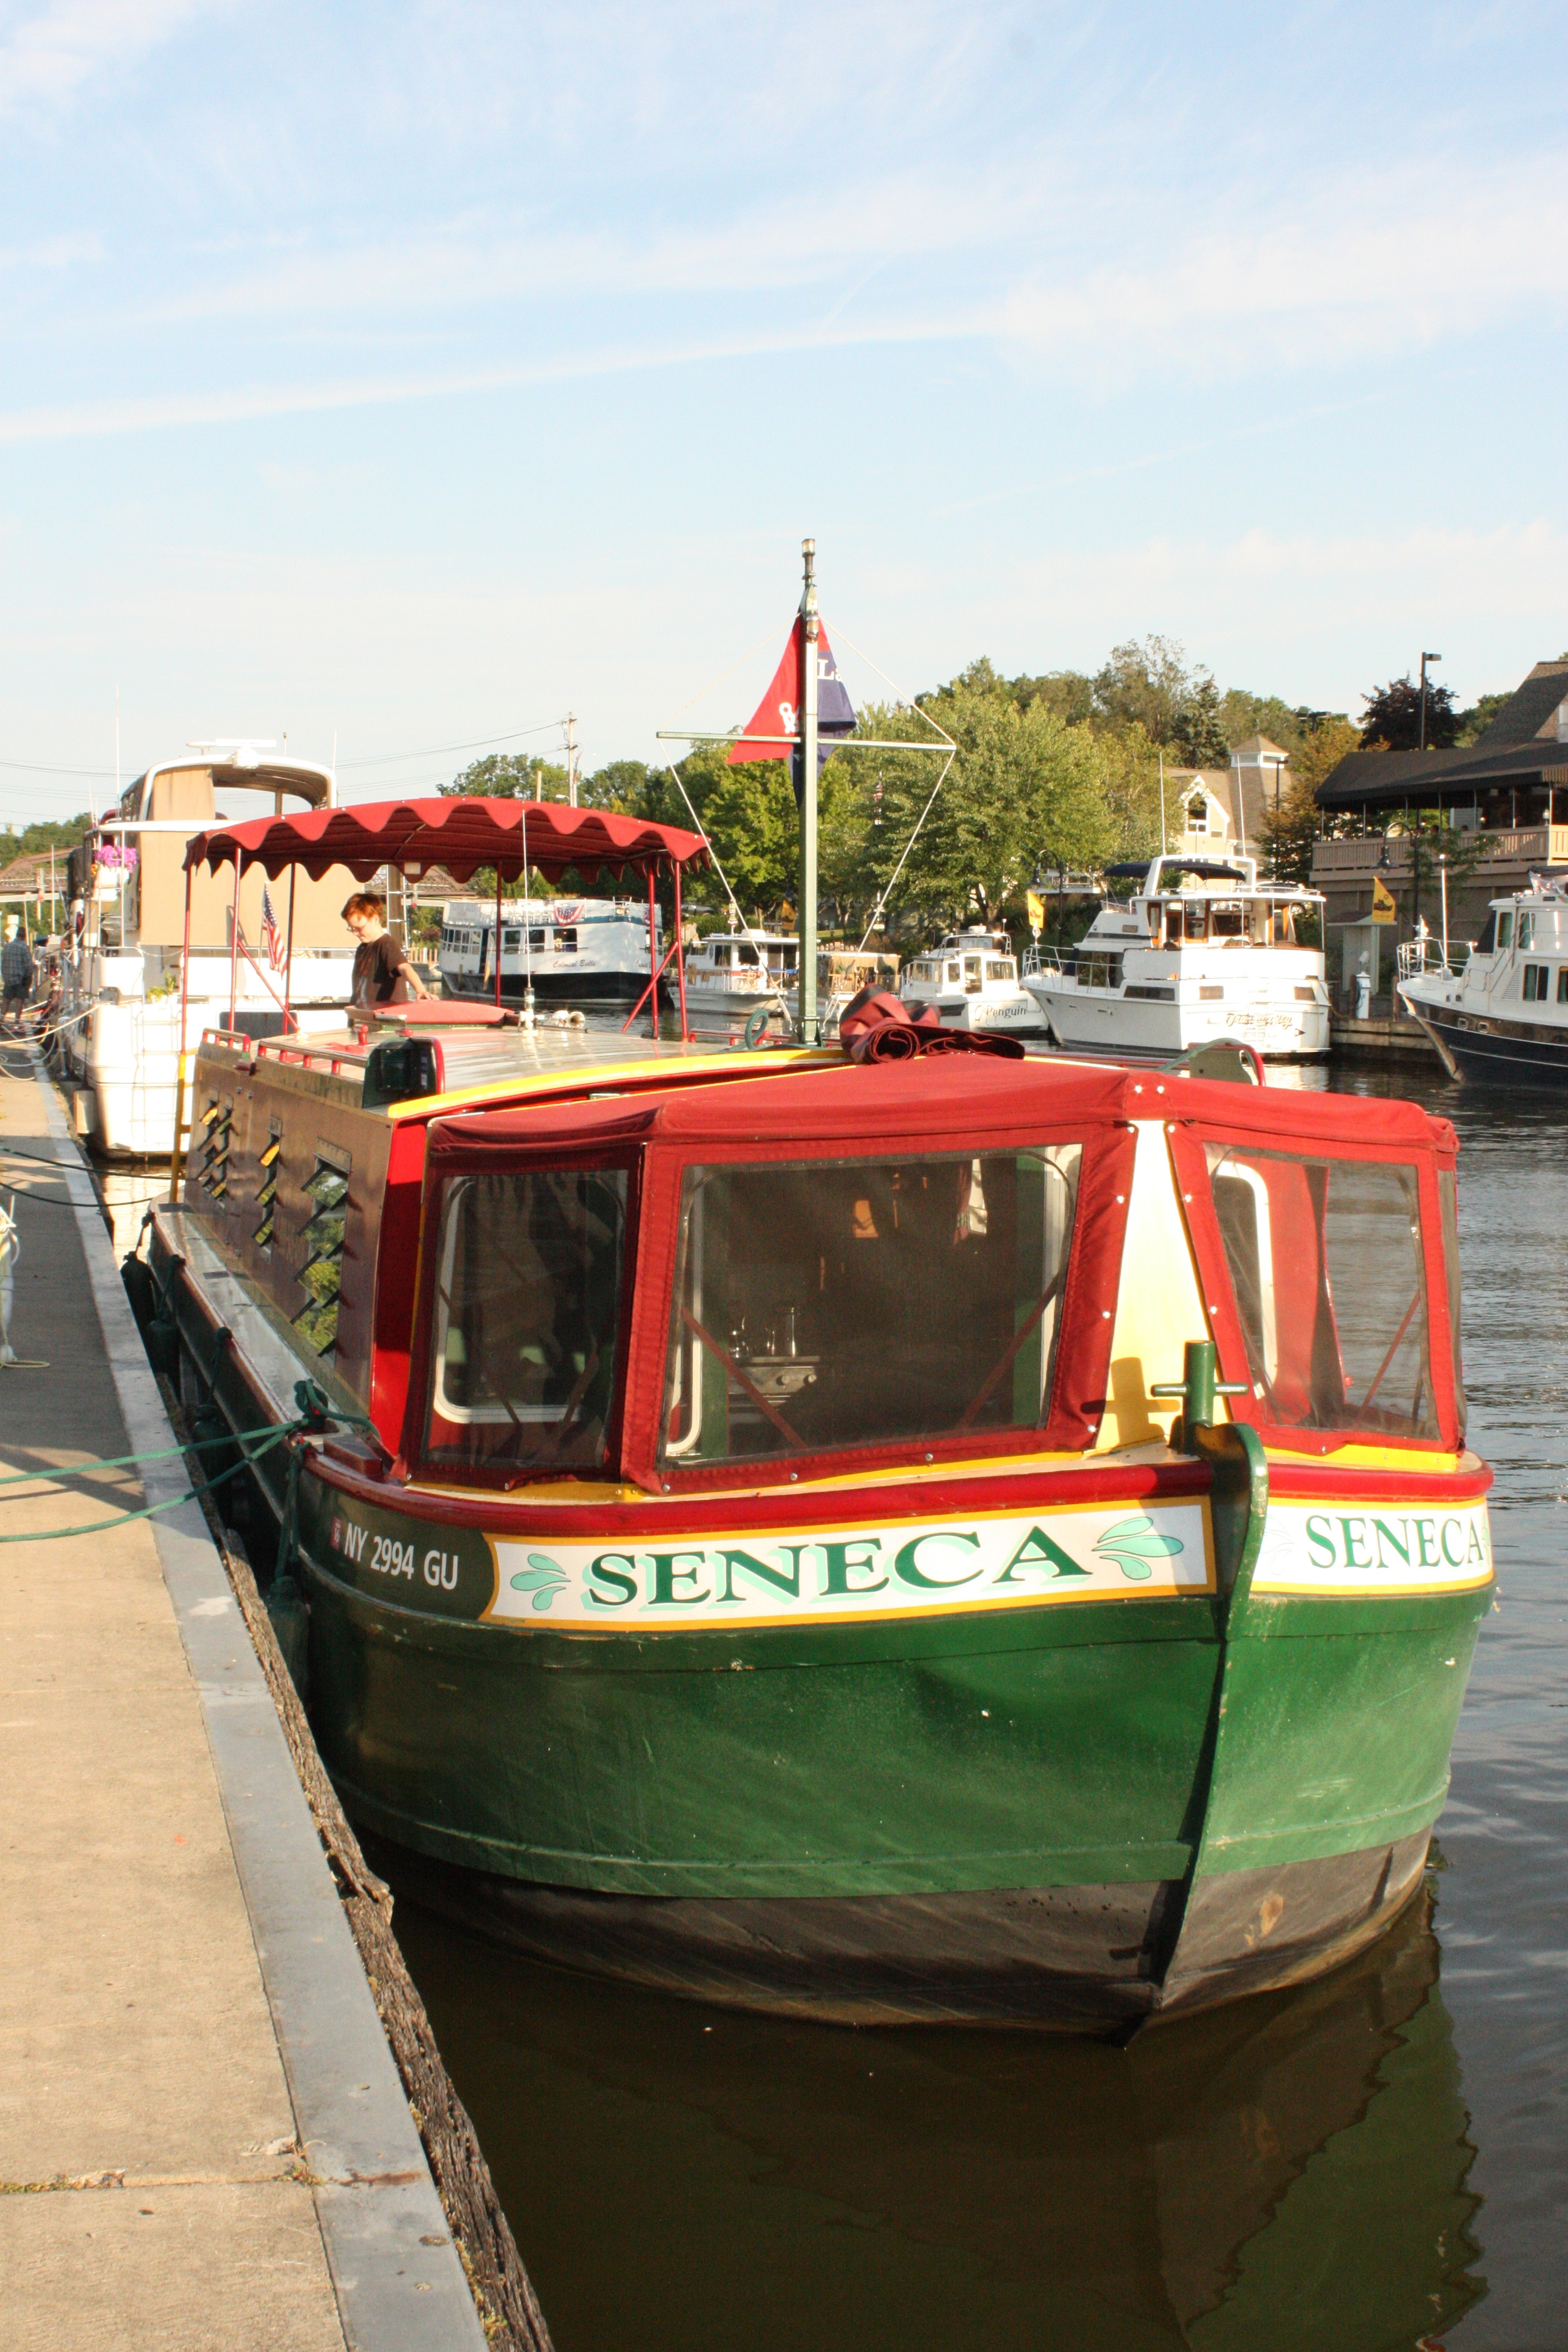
[181, 795, 709, 885]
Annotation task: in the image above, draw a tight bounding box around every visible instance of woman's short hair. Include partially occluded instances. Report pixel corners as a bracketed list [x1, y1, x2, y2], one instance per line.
[341, 891, 386, 921]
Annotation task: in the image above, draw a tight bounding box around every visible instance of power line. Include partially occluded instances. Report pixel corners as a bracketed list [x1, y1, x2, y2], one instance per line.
[338, 719, 568, 768]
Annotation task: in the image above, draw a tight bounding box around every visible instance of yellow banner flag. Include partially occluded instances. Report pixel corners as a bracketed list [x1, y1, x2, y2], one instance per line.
[1026, 891, 1046, 932]
[1370, 876, 1396, 924]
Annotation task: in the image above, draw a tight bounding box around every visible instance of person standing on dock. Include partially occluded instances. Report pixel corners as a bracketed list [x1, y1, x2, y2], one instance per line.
[342, 893, 431, 1007]
[1, 924, 36, 1033]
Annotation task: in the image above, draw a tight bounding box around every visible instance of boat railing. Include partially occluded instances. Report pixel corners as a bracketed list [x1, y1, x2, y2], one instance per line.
[1396, 939, 1472, 980]
[1022, 946, 1067, 978]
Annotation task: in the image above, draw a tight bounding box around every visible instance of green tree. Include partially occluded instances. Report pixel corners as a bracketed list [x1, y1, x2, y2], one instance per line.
[1217, 692, 1311, 757]
[0, 811, 93, 859]
[440, 751, 568, 798]
[1454, 691, 1510, 746]
[1170, 674, 1229, 769]
[1360, 675, 1459, 751]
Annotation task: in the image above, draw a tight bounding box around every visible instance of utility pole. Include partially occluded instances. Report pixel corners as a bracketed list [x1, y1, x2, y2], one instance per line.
[1419, 652, 1442, 753]
[565, 712, 579, 807]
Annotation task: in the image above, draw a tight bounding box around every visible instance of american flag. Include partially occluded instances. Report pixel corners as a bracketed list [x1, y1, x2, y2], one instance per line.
[261, 884, 286, 973]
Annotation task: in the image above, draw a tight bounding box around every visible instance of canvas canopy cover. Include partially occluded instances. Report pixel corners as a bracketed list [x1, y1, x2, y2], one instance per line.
[183, 796, 709, 885]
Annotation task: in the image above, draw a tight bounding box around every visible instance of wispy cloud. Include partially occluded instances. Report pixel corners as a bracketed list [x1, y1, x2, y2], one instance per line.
[1000, 154, 1568, 371]
[0, 0, 218, 117]
[0, 309, 983, 443]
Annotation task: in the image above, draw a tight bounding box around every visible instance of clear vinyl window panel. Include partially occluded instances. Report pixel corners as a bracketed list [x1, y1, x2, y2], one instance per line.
[1206, 1143, 1438, 1439]
[425, 1168, 628, 1474]
[661, 1146, 1082, 1468]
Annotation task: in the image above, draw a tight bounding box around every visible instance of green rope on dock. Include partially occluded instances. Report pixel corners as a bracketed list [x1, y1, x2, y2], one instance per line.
[0, 1424, 284, 1487]
[0, 1421, 303, 1542]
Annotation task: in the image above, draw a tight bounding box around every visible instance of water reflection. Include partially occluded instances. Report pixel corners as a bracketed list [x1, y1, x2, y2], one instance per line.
[394, 1874, 1483, 2352]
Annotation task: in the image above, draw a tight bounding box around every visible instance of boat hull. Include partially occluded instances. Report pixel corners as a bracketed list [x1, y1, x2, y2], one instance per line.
[1023, 982, 1329, 1063]
[1400, 985, 1568, 1085]
[365, 1829, 1431, 2028]
[445, 967, 665, 1009]
[267, 1439, 1484, 2029]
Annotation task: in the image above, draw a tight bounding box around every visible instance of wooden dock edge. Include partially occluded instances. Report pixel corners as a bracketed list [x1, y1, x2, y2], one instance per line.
[26, 1052, 553, 2352]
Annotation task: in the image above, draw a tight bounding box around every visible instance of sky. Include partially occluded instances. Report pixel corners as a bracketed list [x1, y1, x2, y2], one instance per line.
[1, 0, 1564, 824]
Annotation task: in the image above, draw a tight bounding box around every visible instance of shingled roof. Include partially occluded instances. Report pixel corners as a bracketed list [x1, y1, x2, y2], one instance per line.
[1315, 659, 1568, 812]
[1468, 659, 1568, 751]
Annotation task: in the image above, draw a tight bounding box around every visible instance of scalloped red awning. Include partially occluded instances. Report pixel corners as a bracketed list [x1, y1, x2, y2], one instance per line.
[181, 795, 709, 885]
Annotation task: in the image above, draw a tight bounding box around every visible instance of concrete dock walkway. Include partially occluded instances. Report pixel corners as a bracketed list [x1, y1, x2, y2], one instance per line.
[0, 1051, 487, 2350]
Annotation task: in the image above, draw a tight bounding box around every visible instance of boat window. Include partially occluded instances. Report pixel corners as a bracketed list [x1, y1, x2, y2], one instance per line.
[1517, 911, 1535, 950]
[737, 943, 760, 967]
[1496, 911, 1513, 950]
[423, 1169, 627, 1473]
[1523, 964, 1549, 1002]
[1475, 911, 1496, 953]
[1204, 1144, 1437, 1438]
[1558, 968, 1568, 1004]
[986, 958, 1014, 982]
[555, 928, 578, 953]
[946, 961, 961, 983]
[1437, 1168, 1466, 1439]
[1211, 903, 1245, 938]
[660, 1145, 1081, 1468]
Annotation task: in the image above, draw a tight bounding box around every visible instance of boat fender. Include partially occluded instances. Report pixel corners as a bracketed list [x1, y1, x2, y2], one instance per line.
[120, 1249, 156, 1337]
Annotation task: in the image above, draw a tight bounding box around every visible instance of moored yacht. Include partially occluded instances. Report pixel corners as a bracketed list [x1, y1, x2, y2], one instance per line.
[1398, 879, 1568, 1083]
[683, 932, 900, 1032]
[440, 896, 660, 1007]
[898, 928, 1046, 1034]
[1022, 856, 1329, 1062]
[59, 745, 361, 1154]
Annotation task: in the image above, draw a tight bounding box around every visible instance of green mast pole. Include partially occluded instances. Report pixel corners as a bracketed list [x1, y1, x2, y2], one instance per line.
[798, 536, 819, 1046]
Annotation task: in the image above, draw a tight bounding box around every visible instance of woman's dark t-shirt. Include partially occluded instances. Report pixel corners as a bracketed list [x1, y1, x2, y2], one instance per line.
[352, 933, 405, 1006]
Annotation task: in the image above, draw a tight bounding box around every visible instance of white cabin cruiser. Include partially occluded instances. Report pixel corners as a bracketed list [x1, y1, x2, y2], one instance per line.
[1399, 880, 1568, 1084]
[60, 748, 362, 1155]
[897, 928, 1046, 1034]
[684, 933, 899, 1030]
[1022, 856, 1329, 1062]
[440, 897, 660, 1007]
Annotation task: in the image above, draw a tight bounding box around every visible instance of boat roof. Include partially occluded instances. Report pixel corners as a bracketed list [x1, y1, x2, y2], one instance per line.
[183, 795, 708, 885]
[426, 1052, 1458, 1160]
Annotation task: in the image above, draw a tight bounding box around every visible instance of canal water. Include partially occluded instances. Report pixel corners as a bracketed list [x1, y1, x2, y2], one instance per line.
[95, 1051, 1567, 2350]
[384, 1059, 1568, 2352]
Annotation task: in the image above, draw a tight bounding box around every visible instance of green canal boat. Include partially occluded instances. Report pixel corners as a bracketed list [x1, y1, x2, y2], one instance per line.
[136, 570, 1492, 2030]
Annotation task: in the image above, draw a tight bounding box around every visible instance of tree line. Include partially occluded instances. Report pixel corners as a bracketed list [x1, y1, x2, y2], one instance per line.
[446, 637, 1505, 935]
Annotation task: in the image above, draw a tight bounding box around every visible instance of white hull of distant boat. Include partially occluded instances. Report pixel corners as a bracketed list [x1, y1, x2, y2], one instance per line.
[61, 747, 361, 1155]
[61, 950, 354, 1155]
[898, 930, 1047, 1034]
[1399, 882, 1568, 1085]
[440, 898, 661, 1007]
[683, 935, 901, 1032]
[1022, 855, 1330, 1062]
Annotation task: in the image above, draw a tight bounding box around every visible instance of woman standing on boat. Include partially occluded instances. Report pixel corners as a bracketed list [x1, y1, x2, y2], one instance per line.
[342, 892, 430, 1006]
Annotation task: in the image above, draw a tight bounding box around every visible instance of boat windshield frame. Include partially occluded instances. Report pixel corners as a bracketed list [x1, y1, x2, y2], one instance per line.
[411, 1146, 643, 1488]
[1170, 1121, 1463, 1456]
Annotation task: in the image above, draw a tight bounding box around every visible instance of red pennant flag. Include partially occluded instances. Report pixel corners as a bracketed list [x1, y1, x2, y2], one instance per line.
[727, 619, 856, 766]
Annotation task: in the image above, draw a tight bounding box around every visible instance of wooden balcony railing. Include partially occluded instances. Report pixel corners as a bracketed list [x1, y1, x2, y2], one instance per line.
[1312, 826, 1568, 877]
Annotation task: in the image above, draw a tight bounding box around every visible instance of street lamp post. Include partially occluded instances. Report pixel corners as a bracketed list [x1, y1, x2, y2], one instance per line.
[1418, 652, 1443, 753]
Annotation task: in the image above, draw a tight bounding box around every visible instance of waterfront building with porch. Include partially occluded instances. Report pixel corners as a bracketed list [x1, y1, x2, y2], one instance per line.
[1310, 660, 1568, 1000]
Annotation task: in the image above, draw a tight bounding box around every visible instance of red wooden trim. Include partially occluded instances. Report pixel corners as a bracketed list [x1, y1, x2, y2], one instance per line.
[1269, 1461, 1492, 1503]
[304, 1447, 1216, 1539]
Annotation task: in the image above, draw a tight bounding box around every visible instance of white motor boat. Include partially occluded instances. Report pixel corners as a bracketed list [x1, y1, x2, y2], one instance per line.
[59, 746, 361, 1154]
[1399, 879, 1568, 1084]
[683, 932, 899, 1031]
[897, 928, 1047, 1034]
[440, 897, 662, 1007]
[1021, 856, 1329, 1061]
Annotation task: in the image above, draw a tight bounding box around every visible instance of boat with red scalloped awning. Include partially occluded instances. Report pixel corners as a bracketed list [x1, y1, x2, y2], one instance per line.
[132, 558, 1493, 2030]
